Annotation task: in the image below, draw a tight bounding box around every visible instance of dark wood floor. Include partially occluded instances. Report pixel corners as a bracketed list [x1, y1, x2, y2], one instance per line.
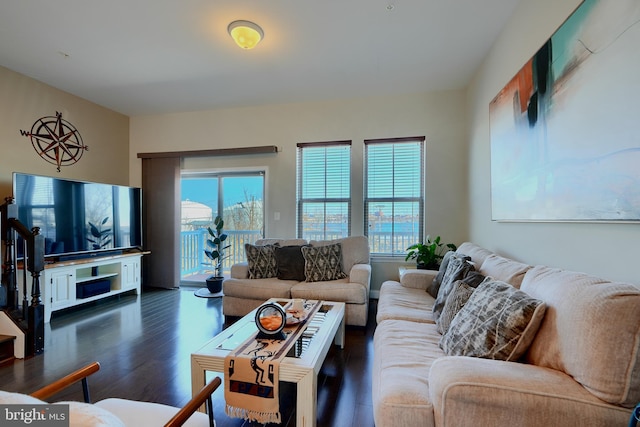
[0, 287, 377, 427]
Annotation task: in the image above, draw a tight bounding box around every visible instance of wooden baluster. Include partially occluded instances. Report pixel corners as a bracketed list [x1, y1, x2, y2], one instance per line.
[1, 197, 19, 311]
[27, 227, 45, 355]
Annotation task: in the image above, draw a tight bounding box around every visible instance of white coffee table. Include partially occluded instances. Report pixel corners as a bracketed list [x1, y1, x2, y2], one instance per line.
[191, 298, 345, 427]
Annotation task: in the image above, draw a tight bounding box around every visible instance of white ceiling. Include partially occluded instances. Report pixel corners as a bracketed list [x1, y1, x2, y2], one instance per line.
[0, 0, 520, 116]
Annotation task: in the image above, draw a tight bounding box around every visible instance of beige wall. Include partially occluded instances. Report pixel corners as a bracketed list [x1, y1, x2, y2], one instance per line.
[466, 0, 640, 284]
[0, 66, 130, 197]
[130, 91, 469, 292]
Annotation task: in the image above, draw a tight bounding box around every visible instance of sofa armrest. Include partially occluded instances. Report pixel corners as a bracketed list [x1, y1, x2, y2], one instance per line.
[428, 356, 630, 427]
[230, 262, 249, 279]
[399, 269, 436, 290]
[349, 263, 371, 290]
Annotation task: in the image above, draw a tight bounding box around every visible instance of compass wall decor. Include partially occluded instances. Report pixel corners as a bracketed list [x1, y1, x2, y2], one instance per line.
[20, 111, 88, 172]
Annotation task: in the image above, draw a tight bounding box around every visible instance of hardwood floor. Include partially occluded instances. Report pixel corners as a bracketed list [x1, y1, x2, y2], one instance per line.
[0, 288, 377, 427]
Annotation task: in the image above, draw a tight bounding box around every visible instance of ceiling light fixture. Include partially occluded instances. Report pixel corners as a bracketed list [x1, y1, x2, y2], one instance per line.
[227, 20, 264, 50]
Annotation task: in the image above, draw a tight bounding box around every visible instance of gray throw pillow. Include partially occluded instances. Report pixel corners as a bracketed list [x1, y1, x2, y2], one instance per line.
[301, 243, 348, 282]
[435, 280, 475, 335]
[428, 250, 455, 297]
[245, 243, 278, 279]
[439, 278, 546, 361]
[432, 254, 474, 321]
[274, 245, 307, 281]
[461, 270, 486, 288]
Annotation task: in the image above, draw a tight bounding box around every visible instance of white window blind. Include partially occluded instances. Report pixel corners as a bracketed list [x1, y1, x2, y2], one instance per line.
[297, 141, 351, 240]
[365, 136, 425, 255]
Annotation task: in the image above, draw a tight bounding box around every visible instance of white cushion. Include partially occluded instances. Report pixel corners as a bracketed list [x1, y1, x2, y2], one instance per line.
[0, 391, 125, 427]
[55, 401, 126, 427]
[96, 398, 212, 427]
[0, 390, 46, 404]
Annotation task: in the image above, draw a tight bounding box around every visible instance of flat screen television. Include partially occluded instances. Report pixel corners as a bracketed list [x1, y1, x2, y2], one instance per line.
[12, 172, 142, 261]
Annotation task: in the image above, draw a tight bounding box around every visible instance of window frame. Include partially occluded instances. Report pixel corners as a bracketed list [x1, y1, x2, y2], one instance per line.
[296, 140, 352, 240]
[364, 136, 425, 256]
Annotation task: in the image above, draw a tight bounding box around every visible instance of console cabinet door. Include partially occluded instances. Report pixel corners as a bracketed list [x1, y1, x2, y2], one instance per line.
[121, 257, 141, 290]
[48, 268, 75, 310]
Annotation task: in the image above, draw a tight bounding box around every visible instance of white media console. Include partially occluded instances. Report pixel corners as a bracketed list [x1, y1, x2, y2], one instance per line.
[19, 252, 144, 323]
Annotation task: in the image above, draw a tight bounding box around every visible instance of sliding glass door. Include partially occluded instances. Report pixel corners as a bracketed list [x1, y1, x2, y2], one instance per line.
[180, 172, 264, 283]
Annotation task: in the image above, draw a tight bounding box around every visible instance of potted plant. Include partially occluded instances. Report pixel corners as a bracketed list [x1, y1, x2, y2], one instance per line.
[87, 217, 112, 250]
[203, 215, 230, 293]
[87, 217, 112, 275]
[405, 235, 456, 270]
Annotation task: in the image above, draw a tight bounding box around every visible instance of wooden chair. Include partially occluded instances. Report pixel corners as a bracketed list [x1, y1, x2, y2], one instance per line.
[29, 361, 221, 427]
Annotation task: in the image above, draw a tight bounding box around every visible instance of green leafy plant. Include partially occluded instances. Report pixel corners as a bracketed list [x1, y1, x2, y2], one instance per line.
[204, 216, 231, 278]
[87, 217, 112, 250]
[405, 235, 457, 270]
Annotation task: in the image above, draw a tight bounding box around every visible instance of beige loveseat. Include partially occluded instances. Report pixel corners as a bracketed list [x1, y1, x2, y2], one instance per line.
[223, 236, 371, 326]
[373, 242, 640, 427]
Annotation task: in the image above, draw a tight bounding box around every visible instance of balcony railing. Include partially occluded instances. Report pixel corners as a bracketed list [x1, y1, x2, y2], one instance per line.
[180, 229, 417, 281]
[181, 229, 262, 280]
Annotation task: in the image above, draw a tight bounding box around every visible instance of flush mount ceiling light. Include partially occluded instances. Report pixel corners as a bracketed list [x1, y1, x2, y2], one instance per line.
[227, 20, 264, 50]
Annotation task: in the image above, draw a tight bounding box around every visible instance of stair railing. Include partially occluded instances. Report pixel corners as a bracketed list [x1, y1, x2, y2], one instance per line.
[1, 197, 45, 356]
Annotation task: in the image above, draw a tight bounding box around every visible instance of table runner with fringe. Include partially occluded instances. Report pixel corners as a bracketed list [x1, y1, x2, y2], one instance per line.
[224, 300, 322, 423]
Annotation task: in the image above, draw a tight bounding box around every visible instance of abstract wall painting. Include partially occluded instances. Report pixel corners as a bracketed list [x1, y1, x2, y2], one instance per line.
[489, 0, 640, 221]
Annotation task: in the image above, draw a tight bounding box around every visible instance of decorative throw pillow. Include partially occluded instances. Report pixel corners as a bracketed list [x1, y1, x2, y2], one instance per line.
[301, 243, 348, 282]
[428, 250, 455, 297]
[274, 245, 307, 281]
[245, 243, 278, 279]
[439, 278, 546, 361]
[432, 254, 473, 321]
[461, 270, 486, 288]
[435, 280, 475, 335]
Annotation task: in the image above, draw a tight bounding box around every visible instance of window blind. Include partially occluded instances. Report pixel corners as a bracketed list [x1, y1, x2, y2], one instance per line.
[297, 141, 351, 240]
[364, 137, 425, 255]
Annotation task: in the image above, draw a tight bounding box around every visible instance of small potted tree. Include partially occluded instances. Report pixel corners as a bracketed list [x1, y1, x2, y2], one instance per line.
[203, 215, 230, 293]
[87, 217, 112, 275]
[405, 235, 456, 270]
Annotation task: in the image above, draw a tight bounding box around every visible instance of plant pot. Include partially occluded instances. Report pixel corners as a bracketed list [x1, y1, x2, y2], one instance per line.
[205, 276, 224, 294]
[417, 263, 438, 270]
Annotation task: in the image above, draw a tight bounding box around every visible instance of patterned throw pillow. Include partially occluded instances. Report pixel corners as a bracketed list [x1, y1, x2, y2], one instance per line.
[439, 278, 546, 361]
[245, 243, 278, 279]
[428, 250, 455, 297]
[432, 254, 473, 321]
[301, 243, 348, 282]
[435, 280, 475, 335]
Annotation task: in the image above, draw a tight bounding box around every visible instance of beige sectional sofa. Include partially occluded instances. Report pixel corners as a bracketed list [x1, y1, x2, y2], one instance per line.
[373, 242, 640, 427]
[223, 236, 371, 326]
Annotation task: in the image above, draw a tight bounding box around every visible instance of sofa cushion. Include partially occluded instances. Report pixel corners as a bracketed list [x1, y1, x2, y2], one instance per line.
[256, 238, 307, 247]
[245, 243, 278, 279]
[440, 278, 546, 361]
[291, 278, 367, 304]
[274, 245, 307, 281]
[432, 254, 473, 322]
[479, 254, 531, 288]
[521, 266, 640, 408]
[301, 243, 348, 282]
[309, 236, 370, 273]
[373, 319, 443, 427]
[435, 280, 475, 335]
[376, 280, 436, 324]
[456, 242, 494, 266]
[222, 277, 295, 300]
